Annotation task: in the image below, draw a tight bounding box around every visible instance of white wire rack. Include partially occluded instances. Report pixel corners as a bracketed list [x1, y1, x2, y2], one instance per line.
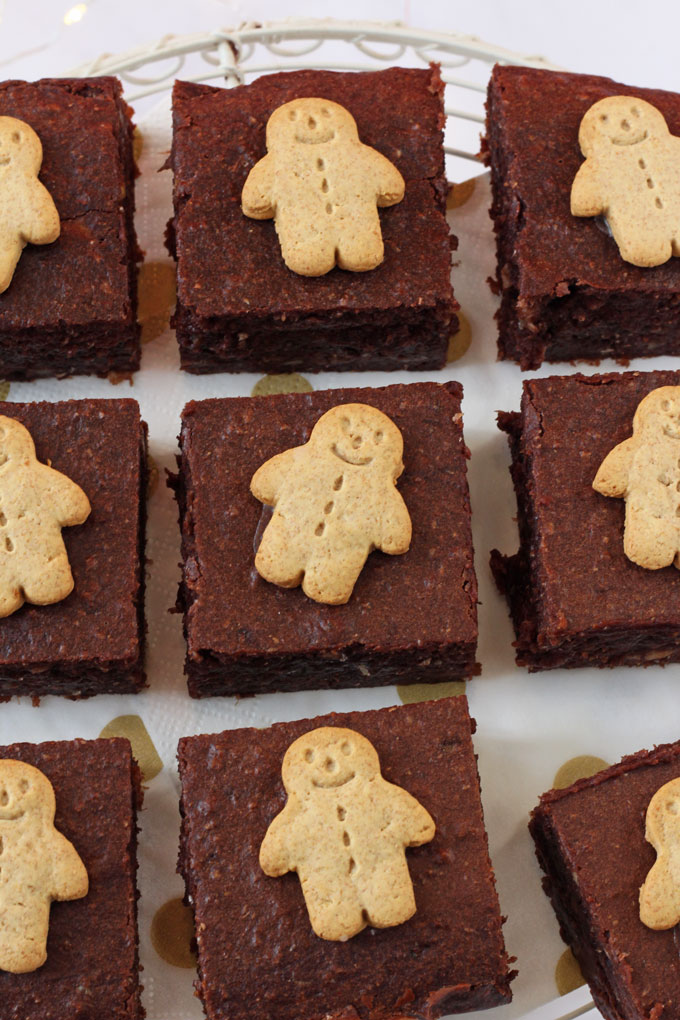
[69, 17, 560, 175]
[68, 19, 596, 1020]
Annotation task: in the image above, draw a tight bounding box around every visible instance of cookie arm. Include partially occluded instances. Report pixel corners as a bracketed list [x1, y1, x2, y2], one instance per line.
[571, 159, 603, 217]
[251, 448, 297, 507]
[50, 832, 89, 901]
[385, 783, 435, 846]
[593, 437, 635, 497]
[368, 149, 405, 207]
[42, 466, 91, 527]
[241, 155, 275, 219]
[374, 487, 412, 555]
[20, 182, 60, 246]
[260, 804, 296, 877]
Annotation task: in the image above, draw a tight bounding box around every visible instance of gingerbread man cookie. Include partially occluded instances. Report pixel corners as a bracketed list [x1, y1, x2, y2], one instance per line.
[0, 116, 60, 292]
[250, 403, 411, 605]
[260, 726, 435, 941]
[571, 96, 680, 267]
[241, 98, 404, 276]
[0, 759, 88, 972]
[593, 386, 680, 570]
[640, 777, 680, 929]
[0, 415, 91, 617]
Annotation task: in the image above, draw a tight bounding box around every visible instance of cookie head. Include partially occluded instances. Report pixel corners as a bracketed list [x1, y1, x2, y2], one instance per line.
[633, 386, 680, 439]
[0, 116, 42, 175]
[267, 98, 358, 148]
[281, 727, 379, 794]
[0, 760, 54, 822]
[0, 414, 34, 467]
[579, 96, 667, 154]
[312, 404, 404, 472]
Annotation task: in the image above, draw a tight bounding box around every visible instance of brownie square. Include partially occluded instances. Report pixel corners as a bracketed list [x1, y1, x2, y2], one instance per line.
[0, 398, 147, 697]
[530, 740, 680, 1020]
[484, 65, 680, 368]
[0, 737, 143, 1019]
[178, 696, 515, 1020]
[491, 369, 680, 671]
[168, 67, 457, 374]
[171, 381, 479, 697]
[0, 77, 140, 381]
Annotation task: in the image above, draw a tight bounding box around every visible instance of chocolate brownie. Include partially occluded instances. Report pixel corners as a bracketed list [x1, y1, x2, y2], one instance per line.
[0, 737, 143, 1019]
[483, 65, 680, 368]
[0, 398, 147, 698]
[168, 66, 457, 373]
[491, 370, 680, 671]
[530, 740, 680, 1020]
[171, 381, 479, 697]
[0, 77, 140, 381]
[178, 696, 515, 1020]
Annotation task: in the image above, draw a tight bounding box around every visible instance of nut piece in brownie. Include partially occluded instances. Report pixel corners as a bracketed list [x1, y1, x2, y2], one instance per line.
[167, 66, 457, 373]
[0, 399, 147, 698]
[491, 370, 680, 671]
[0, 737, 143, 1019]
[171, 381, 479, 697]
[530, 740, 680, 1020]
[483, 64, 680, 368]
[0, 77, 140, 381]
[177, 696, 515, 1020]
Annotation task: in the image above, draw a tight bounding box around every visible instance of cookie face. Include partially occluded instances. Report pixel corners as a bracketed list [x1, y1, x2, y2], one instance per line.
[259, 726, 435, 941]
[0, 415, 91, 617]
[571, 96, 680, 267]
[0, 116, 60, 292]
[0, 759, 89, 973]
[250, 403, 412, 605]
[241, 97, 405, 276]
[593, 386, 680, 570]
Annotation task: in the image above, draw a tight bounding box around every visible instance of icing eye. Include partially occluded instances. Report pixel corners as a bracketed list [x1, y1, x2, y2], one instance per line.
[600, 114, 608, 123]
[321, 107, 331, 117]
[11, 131, 20, 143]
[663, 400, 671, 411]
[0, 789, 8, 806]
[667, 798, 680, 815]
[288, 110, 297, 121]
[19, 779, 29, 793]
[632, 106, 641, 117]
[375, 431, 383, 444]
[341, 741, 352, 756]
[304, 748, 315, 763]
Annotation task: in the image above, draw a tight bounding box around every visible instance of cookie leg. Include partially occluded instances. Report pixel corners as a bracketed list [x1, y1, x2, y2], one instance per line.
[360, 859, 416, 929]
[336, 215, 384, 272]
[624, 504, 677, 569]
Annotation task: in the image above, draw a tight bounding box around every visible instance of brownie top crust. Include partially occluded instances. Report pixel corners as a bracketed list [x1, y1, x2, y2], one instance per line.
[0, 398, 144, 670]
[178, 696, 514, 1020]
[532, 740, 680, 1019]
[180, 381, 477, 662]
[488, 65, 680, 298]
[170, 66, 453, 321]
[512, 370, 680, 643]
[0, 77, 135, 330]
[0, 737, 142, 1020]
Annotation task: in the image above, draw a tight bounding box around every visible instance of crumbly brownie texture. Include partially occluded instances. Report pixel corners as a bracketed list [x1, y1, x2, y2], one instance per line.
[0, 399, 147, 698]
[484, 65, 680, 369]
[491, 370, 680, 671]
[530, 740, 680, 1020]
[171, 381, 479, 697]
[178, 697, 515, 1020]
[0, 77, 140, 381]
[168, 67, 457, 373]
[0, 737, 143, 1020]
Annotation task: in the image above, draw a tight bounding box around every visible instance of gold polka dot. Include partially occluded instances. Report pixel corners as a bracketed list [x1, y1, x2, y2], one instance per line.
[99, 715, 163, 782]
[555, 947, 585, 995]
[397, 681, 466, 705]
[447, 310, 472, 363]
[138, 261, 176, 345]
[0, 381, 9, 401]
[107, 371, 133, 386]
[132, 127, 144, 164]
[151, 897, 197, 969]
[146, 453, 159, 498]
[446, 178, 476, 210]
[251, 373, 314, 397]
[553, 755, 610, 790]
